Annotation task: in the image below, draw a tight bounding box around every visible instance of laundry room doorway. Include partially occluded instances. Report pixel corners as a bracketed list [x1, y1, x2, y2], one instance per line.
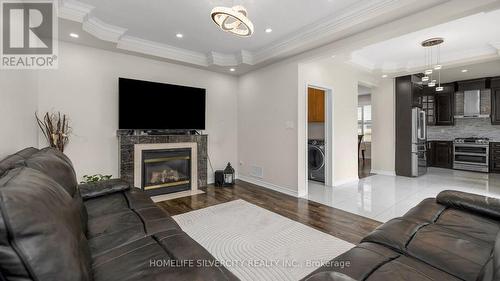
[306, 85, 333, 192]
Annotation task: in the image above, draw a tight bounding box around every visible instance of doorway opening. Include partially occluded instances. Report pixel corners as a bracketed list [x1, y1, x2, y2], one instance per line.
[358, 84, 373, 179]
[306, 85, 333, 195]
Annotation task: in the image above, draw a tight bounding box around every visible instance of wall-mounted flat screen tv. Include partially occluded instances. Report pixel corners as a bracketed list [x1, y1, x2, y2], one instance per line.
[119, 78, 206, 130]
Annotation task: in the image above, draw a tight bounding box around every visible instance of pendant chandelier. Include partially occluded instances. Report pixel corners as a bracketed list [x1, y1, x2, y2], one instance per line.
[211, 4, 254, 37]
[421, 38, 444, 92]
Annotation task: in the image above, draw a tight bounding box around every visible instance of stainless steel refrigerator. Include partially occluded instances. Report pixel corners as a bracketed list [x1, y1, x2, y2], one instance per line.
[411, 107, 427, 176]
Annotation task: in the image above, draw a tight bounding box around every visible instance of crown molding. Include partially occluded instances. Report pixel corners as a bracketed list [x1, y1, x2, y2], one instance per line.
[117, 36, 209, 66]
[57, 0, 461, 70]
[59, 0, 93, 22]
[82, 17, 127, 43]
[252, 0, 445, 64]
[349, 46, 500, 76]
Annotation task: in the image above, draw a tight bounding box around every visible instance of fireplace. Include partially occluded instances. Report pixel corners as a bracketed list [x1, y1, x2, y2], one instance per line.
[134, 143, 198, 196]
[142, 148, 191, 195]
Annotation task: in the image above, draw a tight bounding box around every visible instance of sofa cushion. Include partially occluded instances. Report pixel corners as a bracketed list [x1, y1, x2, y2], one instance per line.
[406, 223, 493, 281]
[24, 147, 78, 196]
[91, 229, 238, 281]
[0, 167, 91, 281]
[437, 190, 500, 221]
[22, 147, 89, 234]
[361, 197, 500, 281]
[302, 242, 461, 281]
[0, 147, 39, 176]
[86, 189, 181, 256]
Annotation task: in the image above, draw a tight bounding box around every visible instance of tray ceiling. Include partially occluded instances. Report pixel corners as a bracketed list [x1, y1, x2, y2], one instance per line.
[349, 9, 500, 74]
[58, 0, 447, 74]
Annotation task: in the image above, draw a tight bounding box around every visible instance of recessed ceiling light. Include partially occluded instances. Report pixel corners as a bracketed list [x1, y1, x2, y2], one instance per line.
[265, 28, 273, 33]
[69, 33, 79, 38]
[461, 69, 468, 73]
[229, 68, 235, 72]
[176, 33, 183, 38]
[382, 74, 388, 78]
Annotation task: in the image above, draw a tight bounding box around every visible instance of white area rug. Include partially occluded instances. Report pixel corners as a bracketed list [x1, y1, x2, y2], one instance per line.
[173, 200, 353, 281]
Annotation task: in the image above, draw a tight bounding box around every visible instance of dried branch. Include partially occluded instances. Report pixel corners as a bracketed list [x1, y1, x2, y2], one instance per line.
[35, 111, 71, 152]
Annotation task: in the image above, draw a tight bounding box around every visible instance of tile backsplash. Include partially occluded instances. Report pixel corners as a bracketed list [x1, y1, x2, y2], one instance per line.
[428, 118, 500, 141]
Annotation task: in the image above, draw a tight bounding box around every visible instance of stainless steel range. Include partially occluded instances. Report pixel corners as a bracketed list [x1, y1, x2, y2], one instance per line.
[453, 137, 489, 173]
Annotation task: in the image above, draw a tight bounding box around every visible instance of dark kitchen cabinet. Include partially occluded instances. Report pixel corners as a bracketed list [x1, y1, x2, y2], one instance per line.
[429, 141, 453, 169]
[457, 78, 487, 92]
[491, 77, 500, 125]
[434, 83, 455, 126]
[426, 141, 434, 166]
[395, 75, 423, 177]
[490, 142, 500, 173]
[422, 87, 435, 126]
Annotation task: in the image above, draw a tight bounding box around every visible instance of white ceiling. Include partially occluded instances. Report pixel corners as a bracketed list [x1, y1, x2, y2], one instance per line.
[77, 0, 359, 54]
[350, 9, 500, 74]
[58, 0, 449, 74]
[439, 59, 500, 83]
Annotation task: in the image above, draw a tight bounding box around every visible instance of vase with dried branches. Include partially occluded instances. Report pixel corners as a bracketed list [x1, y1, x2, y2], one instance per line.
[35, 112, 71, 152]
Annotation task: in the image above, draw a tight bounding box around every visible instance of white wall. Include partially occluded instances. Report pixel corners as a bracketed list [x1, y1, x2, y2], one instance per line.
[237, 61, 299, 195]
[36, 42, 238, 181]
[371, 79, 395, 175]
[299, 61, 378, 191]
[0, 70, 39, 158]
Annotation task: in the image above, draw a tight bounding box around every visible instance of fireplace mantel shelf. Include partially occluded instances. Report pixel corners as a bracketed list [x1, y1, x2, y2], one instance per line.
[116, 130, 207, 137]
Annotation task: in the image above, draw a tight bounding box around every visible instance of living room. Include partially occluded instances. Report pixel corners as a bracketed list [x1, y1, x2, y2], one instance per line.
[2, 0, 500, 281]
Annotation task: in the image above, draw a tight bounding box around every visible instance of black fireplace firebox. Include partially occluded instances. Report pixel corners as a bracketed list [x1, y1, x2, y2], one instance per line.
[141, 148, 191, 196]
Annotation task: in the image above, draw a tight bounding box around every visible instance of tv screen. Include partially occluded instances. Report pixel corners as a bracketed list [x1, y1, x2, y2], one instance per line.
[119, 78, 206, 130]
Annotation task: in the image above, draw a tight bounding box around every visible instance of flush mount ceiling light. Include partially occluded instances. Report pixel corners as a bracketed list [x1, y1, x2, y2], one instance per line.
[421, 37, 444, 92]
[211, 5, 254, 37]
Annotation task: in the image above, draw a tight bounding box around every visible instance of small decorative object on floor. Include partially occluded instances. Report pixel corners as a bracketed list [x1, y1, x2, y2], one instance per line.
[214, 170, 224, 187]
[35, 111, 71, 152]
[80, 174, 112, 184]
[223, 162, 235, 186]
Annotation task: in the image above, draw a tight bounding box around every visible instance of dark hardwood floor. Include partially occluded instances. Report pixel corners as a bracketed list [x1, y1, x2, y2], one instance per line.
[156, 180, 381, 245]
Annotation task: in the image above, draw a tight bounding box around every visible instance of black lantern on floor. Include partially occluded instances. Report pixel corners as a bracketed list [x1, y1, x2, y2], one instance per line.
[223, 162, 235, 186]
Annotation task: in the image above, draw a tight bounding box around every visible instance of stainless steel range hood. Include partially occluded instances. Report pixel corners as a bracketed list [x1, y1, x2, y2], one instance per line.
[454, 89, 490, 119]
[464, 90, 480, 117]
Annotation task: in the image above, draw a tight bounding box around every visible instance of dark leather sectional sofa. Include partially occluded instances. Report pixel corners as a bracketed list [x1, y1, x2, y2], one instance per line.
[2, 147, 500, 281]
[0, 147, 237, 281]
[303, 191, 500, 281]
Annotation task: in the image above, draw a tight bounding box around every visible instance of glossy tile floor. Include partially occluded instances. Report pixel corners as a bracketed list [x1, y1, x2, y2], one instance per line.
[307, 168, 500, 222]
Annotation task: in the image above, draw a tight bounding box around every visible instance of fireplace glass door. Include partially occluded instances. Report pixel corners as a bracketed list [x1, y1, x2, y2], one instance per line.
[142, 148, 191, 195]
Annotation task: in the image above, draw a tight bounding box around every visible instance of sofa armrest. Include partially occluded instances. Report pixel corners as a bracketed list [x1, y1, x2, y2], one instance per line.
[303, 272, 356, 281]
[436, 190, 500, 220]
[78, 179, 130, 199]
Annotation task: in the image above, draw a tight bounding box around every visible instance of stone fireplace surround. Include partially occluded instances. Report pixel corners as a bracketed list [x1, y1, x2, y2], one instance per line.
[118, 132, 208, 193]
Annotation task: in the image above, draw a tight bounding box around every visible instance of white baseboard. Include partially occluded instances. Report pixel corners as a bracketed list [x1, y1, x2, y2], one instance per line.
[333, 178, 359, 186]
[371, 170, 396, 176]
[237, 175, 298, 197]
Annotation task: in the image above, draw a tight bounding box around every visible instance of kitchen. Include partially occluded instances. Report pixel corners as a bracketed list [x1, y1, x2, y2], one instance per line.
[396, 75, 500, 176]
